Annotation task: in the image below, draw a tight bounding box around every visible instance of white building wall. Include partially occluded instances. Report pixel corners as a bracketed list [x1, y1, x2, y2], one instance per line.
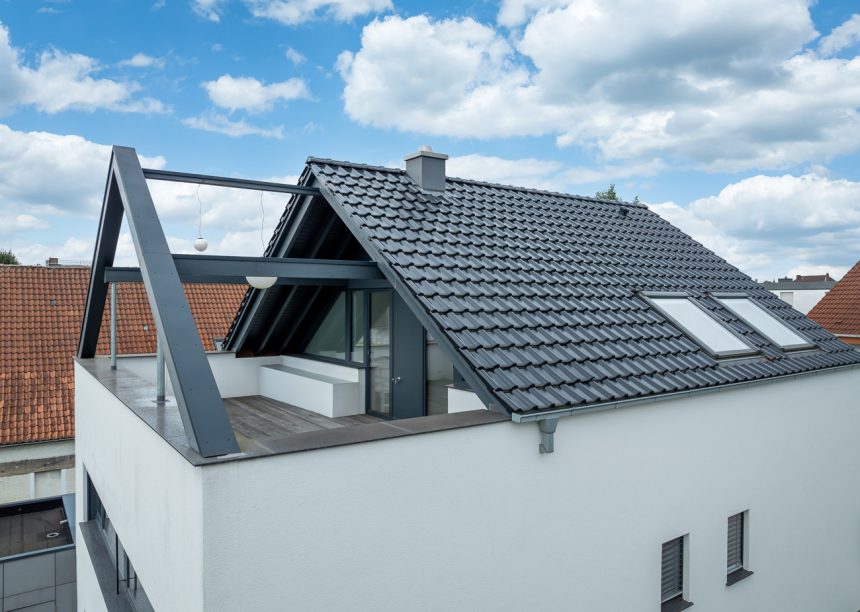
[770, 288, 829, 314]
[0, 440, 75, 504]
[74, 363, 206, 612]
[198, 367, 860, 612]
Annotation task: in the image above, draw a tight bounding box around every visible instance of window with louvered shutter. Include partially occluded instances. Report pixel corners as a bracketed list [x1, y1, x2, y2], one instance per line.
[727, 513, 744, 573]
[661, 537, 684, 602]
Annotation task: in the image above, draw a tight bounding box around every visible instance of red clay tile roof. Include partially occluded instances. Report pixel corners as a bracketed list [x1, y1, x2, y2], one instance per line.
[0, 265, 246, 445]
[808, 261, 860, 337]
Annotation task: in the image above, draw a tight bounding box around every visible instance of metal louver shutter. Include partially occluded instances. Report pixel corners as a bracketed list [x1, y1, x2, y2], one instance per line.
[727, 513, 744, 573]
[661, 537, 684, 602]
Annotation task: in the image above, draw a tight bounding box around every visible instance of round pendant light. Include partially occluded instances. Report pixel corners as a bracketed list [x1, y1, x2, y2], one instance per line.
[247, 190, 276, 289]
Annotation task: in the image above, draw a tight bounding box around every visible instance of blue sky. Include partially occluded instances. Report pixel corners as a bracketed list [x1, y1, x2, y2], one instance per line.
[1, 0, 859, 281]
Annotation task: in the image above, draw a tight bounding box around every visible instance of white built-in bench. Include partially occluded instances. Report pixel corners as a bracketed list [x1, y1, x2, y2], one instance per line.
[258, 356, 363, 418]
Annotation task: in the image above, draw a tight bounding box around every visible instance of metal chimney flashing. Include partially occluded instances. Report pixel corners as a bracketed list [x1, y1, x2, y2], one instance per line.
[404, 146, 448, 191]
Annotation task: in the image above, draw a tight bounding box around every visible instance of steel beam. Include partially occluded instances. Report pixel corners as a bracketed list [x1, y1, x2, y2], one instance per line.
[142, 168, 320, 198]
[78, 174, 124, 358]
[103, 256, 383, 285]
[101, 147, 239, 457]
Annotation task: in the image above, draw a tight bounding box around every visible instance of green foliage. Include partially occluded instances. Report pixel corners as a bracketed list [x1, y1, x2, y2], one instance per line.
[595, 184, 619, 201]
[596, 184, 641, 205]
[0, 249, 19, 265]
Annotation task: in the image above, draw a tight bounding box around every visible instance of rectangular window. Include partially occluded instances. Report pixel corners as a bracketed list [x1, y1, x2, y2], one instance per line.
[646, 295, 755, 358]
[87, 477, 155, 611]
[426, 332, 454, 415]
[727, 511, 752, 585]
[661, 536, 692, 610]
[717, 297, 812, 350]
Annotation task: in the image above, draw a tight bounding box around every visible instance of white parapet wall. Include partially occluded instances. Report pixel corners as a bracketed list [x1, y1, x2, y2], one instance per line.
[258, 356, 364, 418]
[75, 363, 206, 612]
[197, 367, 860, 612]
[447, 386, 488, 413]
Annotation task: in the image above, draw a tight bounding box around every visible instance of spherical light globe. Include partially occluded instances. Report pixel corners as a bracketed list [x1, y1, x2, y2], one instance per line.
[194, 237, 209, 252]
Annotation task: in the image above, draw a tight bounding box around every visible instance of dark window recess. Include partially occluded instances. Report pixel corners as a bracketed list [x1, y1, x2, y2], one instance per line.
[661, 537, 692, 611]
[726, 512, 753, 586]
[88, 476, 155, 612]
[304, 292, 347, 360]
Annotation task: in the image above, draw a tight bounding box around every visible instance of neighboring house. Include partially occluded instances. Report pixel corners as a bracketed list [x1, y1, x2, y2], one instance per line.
[808, 260, 860, 346]
[760, 273, 836, 314]
[0, 264, 244, 504]
[75, 147, 860, 612]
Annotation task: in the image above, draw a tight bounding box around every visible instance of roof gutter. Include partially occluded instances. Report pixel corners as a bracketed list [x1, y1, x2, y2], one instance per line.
[511, 362, 860, 453]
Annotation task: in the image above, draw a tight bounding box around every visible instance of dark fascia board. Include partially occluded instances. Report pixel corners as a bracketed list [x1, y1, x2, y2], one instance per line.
[640, 291, 760, 360]
[711, 294, 816, 352]
[310, 171, 509, 416]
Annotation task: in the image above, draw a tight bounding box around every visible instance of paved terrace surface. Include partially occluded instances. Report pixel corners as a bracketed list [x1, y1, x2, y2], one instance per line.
[77, 358, 507, 466]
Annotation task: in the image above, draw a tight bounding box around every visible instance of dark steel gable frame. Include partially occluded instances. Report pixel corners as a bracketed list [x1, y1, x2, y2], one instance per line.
[77, 146, 385, 457]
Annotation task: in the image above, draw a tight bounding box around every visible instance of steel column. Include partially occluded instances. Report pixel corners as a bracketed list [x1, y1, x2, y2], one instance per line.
[156, 333, 165, 403]
[110, 283, 117, 370]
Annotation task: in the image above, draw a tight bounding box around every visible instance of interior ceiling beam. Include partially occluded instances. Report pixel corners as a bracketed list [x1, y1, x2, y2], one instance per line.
[142, 168, 320, 197]
[103, 256, 385, 284]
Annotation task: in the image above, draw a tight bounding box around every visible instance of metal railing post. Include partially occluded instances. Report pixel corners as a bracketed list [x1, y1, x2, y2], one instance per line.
[110, 282, 117, 370]
[156, 332, 165, 403]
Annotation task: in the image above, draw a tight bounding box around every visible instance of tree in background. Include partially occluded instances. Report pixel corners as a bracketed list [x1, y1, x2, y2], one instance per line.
[0, 249, 20, 265]
[596, 184, 640, 205]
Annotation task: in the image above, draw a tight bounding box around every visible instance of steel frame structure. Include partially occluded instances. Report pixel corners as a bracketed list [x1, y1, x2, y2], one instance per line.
[77, 146, 382, 457]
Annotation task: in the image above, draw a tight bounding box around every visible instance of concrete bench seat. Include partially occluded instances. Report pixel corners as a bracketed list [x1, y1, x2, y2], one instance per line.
[258, 361, 363, 418]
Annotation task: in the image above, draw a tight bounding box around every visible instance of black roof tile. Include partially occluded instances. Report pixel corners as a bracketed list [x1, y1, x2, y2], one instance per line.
[225, 157, 860, 414]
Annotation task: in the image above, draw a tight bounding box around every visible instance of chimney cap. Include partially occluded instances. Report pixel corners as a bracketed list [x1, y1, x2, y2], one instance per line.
[404, 146, 448, 162]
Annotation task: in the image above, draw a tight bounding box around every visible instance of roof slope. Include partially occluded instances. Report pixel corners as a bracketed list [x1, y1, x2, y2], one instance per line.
[302, 159, 860, 413]
[0, 266, 245, 445]
[808, 261, 860, 337]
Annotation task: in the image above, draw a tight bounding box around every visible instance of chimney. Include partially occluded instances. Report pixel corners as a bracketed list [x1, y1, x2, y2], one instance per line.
[404, 145, 448, 191]
[46, 257, 59, 267]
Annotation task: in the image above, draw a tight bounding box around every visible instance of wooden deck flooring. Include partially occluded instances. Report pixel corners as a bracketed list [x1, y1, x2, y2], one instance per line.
[223, 396, 383, 442]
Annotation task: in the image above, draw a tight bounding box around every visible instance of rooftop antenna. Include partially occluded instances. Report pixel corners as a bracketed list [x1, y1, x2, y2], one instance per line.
[246, 190, 277, 290]
[193, 184, 208, 252]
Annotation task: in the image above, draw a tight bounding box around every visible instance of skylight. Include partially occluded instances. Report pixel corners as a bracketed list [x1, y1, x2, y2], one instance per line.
[647, 295, 755, 358]
[716, 297, 813, 350]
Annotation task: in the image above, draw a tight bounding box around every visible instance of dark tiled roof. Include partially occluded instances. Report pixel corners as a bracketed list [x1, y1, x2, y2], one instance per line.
[0, 265, 245, 445]
[301, 159, 860, 413]
[809, 261, 860, 337]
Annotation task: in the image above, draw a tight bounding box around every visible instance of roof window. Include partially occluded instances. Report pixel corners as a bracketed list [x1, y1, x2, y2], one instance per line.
[715, 297, 813, 350]
[645, 294, 756, 358]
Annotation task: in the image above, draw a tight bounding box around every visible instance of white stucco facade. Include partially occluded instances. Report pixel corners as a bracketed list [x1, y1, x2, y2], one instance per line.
[0, 439, 75, 504]
[75, 360, 860, 612]
[769, 288, 830, 314]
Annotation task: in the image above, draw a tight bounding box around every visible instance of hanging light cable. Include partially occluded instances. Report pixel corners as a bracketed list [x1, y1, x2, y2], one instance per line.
[246, 190, 276, 289]
[193, 184, 208, 252]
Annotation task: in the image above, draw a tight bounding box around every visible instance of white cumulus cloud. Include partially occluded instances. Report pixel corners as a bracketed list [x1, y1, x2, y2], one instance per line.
[245, 0, 391, 25]
[818, 13, 860, 57]
[202, 74, 310, 113]
[338, 4, 860, 173]
[182, 112, 286, 138]
[0, 23, 166, 115]
[118, 53, 165, 69]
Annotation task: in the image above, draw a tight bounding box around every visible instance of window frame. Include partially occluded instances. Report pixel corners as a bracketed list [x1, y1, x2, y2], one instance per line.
[713, 293, 815, 351]
[642, 292, 758, 360]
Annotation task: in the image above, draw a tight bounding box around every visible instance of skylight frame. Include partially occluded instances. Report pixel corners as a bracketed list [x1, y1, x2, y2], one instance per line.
[713, 293, 815, 352]
[642, 291, 759, 360]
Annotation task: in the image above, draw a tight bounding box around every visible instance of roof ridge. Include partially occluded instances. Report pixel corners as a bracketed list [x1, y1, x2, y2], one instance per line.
[306, 157, 646, 208]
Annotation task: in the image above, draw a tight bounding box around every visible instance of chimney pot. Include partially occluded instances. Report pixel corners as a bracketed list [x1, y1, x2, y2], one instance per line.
[404, 147, 448, 191]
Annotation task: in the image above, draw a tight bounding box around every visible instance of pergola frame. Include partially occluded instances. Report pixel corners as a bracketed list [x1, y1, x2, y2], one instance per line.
[77, 146, 383, 457]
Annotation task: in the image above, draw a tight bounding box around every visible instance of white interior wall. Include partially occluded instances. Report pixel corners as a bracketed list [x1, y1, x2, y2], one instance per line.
[200, 367, 860, 612]
[75, 363, 206, 612]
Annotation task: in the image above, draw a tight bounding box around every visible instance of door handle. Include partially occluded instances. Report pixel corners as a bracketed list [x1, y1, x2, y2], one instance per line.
[392, 376, 401, 384]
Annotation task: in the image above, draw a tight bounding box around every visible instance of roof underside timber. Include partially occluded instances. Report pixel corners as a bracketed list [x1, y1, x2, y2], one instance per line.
[225, 158, 860, 414]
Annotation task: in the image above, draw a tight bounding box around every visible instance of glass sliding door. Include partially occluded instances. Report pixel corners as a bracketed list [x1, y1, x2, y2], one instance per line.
[368, 291, 391, 416]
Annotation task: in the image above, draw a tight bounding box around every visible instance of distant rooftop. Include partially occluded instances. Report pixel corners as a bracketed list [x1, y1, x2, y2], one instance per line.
[761, 274, 837, 290]
[0, 496, 73, 559]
